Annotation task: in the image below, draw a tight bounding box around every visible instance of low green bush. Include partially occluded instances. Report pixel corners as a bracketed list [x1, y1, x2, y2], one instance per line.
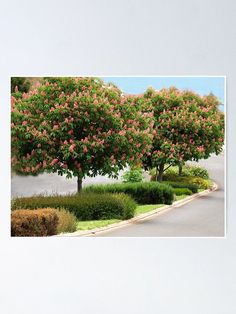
[173, 188, 193, 196]
[122, 168, 143, 183]
[164, 181, 199, 193]
[55, 208, 77, 234]
[184, 165, 209, 179]
[11, 208, 59, 237]
[12, 193, 137, 221]
[185, 177, 212, 189]
[83, 182, 174, 205]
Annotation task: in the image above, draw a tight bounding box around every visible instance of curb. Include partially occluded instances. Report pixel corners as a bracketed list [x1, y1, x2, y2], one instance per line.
[59, 182, 218, 237]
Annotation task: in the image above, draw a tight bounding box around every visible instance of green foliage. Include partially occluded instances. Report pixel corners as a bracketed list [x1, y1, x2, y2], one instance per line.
[185, 165, 209, 179]
[186, 177, 212, 189]
[55, 208, 77, 234]
[163, 165, 209, 179]
[163, 173, 212, 189]
[143, 87, 224, 179]
[164, 181, 199, 193]
[150, 165, 209, 182]
[12, 193, 137, 221]
[11, 208, 59, 237]
[11, 77, 153, 183]
[11, 77, 31, 93]
[136, 204, 163, 215]
[173, 188, 193, 196]
[122, 168, 143, 183]
[77, 219, 120, 231]
[84, 182, 174, 205]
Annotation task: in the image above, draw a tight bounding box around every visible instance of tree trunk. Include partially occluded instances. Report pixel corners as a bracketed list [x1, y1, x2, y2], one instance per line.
[77, 177, 82, 193]
[178, 162, 183, 176]
[156, 163, 164, 182]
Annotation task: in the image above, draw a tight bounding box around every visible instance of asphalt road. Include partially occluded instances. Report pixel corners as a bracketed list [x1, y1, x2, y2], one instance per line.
[96, 153, 225, 237]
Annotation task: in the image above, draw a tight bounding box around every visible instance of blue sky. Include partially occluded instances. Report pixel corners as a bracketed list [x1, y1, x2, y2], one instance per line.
[102, 77, 225, 107]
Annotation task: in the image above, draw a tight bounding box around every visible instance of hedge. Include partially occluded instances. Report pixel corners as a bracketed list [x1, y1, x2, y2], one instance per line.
[83, 182, 174, 205]
[11, 208, 59, 237]
[12, 193, 137, 221]
[164, 181, 199, 193]
[173, 188, 193, 196]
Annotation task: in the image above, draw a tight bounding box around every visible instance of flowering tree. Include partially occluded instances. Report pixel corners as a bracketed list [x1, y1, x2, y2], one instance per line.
[11, 77, 154, 191]
[142, 87, 225, 181]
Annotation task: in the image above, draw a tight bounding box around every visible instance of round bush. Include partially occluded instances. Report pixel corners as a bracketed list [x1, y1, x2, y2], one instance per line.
[55, 208, 77, 234]
[122, 168, 143, 183]
[11, 208, 59, 237]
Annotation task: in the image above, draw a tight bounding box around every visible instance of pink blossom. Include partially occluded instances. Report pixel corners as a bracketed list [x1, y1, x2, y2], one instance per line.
[50, 158, 58, 166]
[69, 144, 76, 152]
[119, 130, 126, 136]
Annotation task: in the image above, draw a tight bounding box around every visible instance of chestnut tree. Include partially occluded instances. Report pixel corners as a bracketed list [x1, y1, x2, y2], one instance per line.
[11, 77, 154, 191]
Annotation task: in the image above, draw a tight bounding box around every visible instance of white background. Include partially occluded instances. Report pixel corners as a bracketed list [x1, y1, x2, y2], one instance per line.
[0, 1, 235, 313]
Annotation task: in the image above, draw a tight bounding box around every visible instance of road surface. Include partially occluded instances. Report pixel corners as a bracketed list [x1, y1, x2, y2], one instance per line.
[96, 153, 225, 237]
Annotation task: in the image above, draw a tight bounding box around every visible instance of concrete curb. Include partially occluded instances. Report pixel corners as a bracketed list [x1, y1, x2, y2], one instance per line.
[59, 182, 218, 237]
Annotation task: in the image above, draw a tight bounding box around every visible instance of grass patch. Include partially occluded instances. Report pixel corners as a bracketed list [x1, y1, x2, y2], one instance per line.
[76, 204, 164, 231]
[77, 219, 121, 231]
[135, 204, 163, 215]
[175, 194, 189, 201]
[76, 193, 194, 232]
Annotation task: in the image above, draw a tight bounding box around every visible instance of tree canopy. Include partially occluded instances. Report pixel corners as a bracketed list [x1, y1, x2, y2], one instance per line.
[11, 77, 154, 190]
[142, 87, 224, 181]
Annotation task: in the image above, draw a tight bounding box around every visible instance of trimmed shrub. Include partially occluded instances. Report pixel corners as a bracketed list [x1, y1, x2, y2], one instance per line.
[12, 193, 137, 221]
[164, 181, 199, 193]
[55, 208, 77, 234]
[84, 182, 174, 205]
[186, 177, 212, 189]
[122, 168, 143, 183]
[184, 165, 209, 179]
[173, 188, 193, 196]
[11, 208, 59, 237]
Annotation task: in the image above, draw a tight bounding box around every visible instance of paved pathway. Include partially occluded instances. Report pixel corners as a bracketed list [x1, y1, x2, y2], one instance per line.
[96, 153, 225, 237]
[11, 171, 125, 198]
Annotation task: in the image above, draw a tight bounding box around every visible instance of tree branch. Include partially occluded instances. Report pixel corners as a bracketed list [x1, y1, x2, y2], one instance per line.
[164, 164, 173, 171]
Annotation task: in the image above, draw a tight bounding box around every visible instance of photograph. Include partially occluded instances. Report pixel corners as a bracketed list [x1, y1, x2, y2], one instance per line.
[11, 76, 225, 237]
[2, 1, 236, 314]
